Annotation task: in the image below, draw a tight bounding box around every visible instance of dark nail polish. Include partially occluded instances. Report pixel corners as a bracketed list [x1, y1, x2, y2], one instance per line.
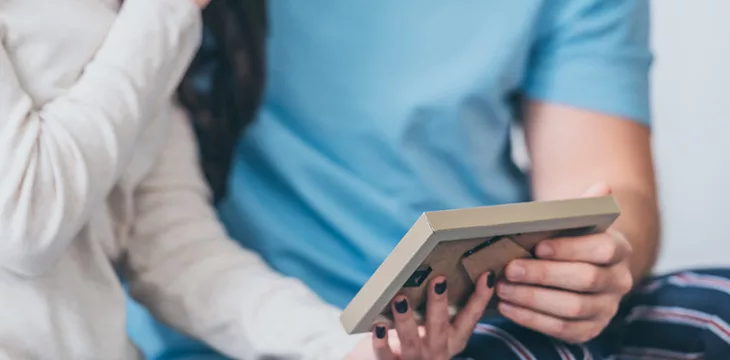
[395, 299, 409, 314]
[487, 273, 496, 288]
[375, 326, 386, 339]
[435, 280, 447, 295]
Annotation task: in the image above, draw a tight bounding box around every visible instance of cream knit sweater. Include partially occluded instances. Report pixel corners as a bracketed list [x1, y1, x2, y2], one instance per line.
[0, 1, 364, 358]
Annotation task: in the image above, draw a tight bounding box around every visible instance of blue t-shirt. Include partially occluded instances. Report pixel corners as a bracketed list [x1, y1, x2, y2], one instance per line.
[127, 1, 651, 358]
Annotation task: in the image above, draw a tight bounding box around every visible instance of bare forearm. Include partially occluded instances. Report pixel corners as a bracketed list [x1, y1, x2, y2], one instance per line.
[608, 186, 660, 282]
[525, 101, 659, 282]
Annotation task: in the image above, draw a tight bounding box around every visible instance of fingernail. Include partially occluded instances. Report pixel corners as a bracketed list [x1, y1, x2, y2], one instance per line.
[375, 326, 386, 339]
[395, 299, 409, 314]
[487, 273, 496, 288]
[507, 264, 525, 280]
[536, 244, 553, 258]
[435, 280, 447, 295]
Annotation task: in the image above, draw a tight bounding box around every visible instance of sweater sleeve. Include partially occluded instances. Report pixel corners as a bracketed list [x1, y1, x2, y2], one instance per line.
[0, 0, 201, 276]
[123, 104, 367, 360]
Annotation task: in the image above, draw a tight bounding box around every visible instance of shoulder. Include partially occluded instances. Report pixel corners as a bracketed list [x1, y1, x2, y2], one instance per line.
[534, 0, 650, 38]
[524, 0, 652, 125]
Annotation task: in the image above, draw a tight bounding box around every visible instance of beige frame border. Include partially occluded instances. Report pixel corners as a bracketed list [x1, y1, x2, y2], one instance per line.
[340, 195, 620, 334]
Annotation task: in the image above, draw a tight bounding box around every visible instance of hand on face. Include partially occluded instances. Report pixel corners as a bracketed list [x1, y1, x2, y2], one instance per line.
[347, 272, 496, 360]
[496, 183, 634, 344]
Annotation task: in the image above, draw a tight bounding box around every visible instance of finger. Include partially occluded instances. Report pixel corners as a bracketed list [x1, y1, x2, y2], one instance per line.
[581, 182, 612, 197]
[496, 282, 615, 320]
[535, 232, 631, 265]
[372, 324, 397, 360]
[391, 296, 422, 360]
[504, 259, 611, 293]
[451, 272, 495, 350]
[425, 277, 450, 358]
[497, 301, 602, 344]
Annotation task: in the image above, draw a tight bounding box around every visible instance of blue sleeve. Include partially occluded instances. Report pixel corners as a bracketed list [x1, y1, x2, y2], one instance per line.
[522, 0, 653, 126]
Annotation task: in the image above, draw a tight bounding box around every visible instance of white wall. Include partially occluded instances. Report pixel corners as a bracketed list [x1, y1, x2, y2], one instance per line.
[651, 0, 730, 272]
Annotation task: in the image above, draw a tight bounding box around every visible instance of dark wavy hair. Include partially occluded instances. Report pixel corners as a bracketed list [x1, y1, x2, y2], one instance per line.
[176, 0, 268, 203]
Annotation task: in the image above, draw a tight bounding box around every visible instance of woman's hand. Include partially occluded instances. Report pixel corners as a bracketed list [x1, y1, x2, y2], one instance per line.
[348, 272, 495, 360]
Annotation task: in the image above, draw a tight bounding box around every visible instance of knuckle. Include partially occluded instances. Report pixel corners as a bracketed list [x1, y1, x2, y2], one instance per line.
[552, 319, 571, 338]
[617, 270, 634, 294]
[597, 241, 619, 264]
[567, 297, 589, 318]
[583, 266, 603, 291]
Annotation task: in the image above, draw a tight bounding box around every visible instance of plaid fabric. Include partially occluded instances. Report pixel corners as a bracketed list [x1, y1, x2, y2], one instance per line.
[177, 0, 267, 203]
[457, 268, 730, 360]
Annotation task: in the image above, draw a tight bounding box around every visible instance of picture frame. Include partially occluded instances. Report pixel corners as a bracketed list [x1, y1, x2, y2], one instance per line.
[340, 195, 620, 334]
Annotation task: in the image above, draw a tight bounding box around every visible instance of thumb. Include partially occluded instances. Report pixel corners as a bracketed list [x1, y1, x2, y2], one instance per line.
[581, 182, 612, 198]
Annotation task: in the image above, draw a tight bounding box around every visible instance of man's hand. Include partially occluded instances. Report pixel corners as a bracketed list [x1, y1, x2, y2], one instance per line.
[496, 183, 634, 344]
[346, 272, 495, 360]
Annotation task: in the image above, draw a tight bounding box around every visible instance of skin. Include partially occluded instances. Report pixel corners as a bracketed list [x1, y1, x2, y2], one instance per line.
[193, 0, 210, 9]
[347, 273, 495, 360]
[496, 100, 659, 344]
[349, 101, 659, 357]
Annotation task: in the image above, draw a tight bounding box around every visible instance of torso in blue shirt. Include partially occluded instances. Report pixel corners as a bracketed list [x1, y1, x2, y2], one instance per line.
[127, 1, 651, 357]
[219, 1, 537, 308]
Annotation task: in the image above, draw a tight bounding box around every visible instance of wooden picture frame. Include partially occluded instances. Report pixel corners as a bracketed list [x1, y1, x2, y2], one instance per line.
[340, 195, 620, 334]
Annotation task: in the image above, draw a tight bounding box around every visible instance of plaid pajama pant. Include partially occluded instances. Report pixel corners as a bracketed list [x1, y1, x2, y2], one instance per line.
[137, 268, 730, 359]
[456, 268, 730, 360]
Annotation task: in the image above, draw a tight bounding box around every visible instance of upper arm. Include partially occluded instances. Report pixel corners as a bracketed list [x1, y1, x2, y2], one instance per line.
[524, 103, 655, 201]
[521, 0, 655, 200]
